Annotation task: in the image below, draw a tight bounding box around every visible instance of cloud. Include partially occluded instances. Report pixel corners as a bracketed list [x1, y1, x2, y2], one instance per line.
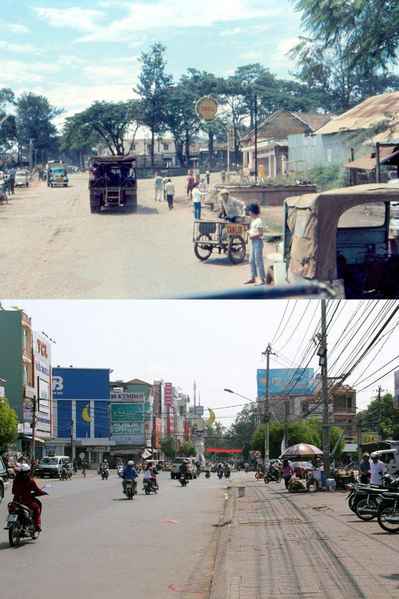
[0, 41, 42, 55]
[33, 7, 106, 32]
[240, 51, 263, 61]
[33, 1, 281, 42]
[220, 28, 244, 37]
[0, 60, 61, 84]
[273, 37, 300, 65]
[83, 56, 141, 84]
[0, 21, 30, 34]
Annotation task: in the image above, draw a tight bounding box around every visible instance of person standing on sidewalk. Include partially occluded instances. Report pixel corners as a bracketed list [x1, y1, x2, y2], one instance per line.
[282, 460, 293, 489]
[154, 172, 163, 201]
[244, 203, 266, 286]
[192, 182, 203, 219]
[165, 178, 175, 210]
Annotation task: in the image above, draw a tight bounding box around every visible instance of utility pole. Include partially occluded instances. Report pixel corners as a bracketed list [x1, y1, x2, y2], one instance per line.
[377, 386, 382, 442]
[254, 94, 258, 183]
[70, 419, 74, 461]
[262, 344, 276, 470]
[356, 419, 363, 464]
[320, 300, 331, 480]
[29, 138, 34, 174]
[284, 397, 289, 451]
[31, 397, 37, 469]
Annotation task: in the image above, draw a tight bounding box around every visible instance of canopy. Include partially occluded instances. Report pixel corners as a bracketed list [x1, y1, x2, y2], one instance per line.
[90, 155, 136, 164]
[285, 184, 399, 280]
[343, 145, 399, 171]
[280, 443, 323, 458]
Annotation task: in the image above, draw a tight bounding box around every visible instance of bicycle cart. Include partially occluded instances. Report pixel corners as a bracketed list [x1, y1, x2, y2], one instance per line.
[193, 217, 250, 264]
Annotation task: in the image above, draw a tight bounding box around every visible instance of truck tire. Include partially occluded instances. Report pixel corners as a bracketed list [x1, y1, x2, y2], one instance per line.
[90, 206, 101, 214]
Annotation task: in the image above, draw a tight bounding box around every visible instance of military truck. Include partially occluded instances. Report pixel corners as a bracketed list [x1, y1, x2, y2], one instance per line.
[89, 156, 137, 214]
[47, 161, 68, 187]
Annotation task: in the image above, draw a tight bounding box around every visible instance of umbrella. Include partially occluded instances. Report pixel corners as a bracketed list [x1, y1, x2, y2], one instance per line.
[280, 444, 323, 481]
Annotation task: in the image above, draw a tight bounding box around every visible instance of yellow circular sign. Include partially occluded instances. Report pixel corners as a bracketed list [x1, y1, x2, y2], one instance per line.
[196, 97, 218, 121]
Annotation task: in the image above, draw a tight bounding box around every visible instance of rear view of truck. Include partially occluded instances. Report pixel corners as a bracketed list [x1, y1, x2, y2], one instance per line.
[88, 156, 137, 214]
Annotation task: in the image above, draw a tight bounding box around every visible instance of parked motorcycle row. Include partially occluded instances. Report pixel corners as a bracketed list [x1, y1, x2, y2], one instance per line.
[346, 474, 399, 533]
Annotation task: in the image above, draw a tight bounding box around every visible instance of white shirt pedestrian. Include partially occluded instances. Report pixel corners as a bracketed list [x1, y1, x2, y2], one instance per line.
[154, 175, 163, 201]
[370, 458, 386, 485]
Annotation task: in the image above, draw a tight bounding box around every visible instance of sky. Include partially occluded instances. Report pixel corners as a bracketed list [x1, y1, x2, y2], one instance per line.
[0, 0, 304, 119]
[1, 299, 398, 428]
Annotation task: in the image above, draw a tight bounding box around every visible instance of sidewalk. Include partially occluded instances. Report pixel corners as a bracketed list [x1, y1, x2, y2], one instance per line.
[210, 478, 399, 599]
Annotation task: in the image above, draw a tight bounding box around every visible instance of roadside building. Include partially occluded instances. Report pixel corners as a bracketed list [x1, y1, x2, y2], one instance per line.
[52, 367, 113, 466]
[242, 110, 331, 177]
[288, 92, 399, 173]
[0, 310, 53, 457]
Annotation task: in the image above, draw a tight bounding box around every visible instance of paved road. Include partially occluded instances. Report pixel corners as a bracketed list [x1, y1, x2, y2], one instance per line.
[0, 470, 229, 599]
[222, 474, 399, 599]
[0, 174, 275, 299]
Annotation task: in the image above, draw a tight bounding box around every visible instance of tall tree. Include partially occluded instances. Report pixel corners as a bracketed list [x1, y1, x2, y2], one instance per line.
[0, 396, 18, 448]
[159, 434, 179, 460]
[0, 88, 17, 153]
[163, 83, 201, 167]
[136, 43, 173, 171]
[357, 393, 399, 440]
[15, 92, 62, 162]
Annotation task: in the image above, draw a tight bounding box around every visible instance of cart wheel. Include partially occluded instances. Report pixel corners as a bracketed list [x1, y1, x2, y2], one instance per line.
[266, 266, 275, 285]
[194, 233, 213, 261]
[228, 235, 246, 264]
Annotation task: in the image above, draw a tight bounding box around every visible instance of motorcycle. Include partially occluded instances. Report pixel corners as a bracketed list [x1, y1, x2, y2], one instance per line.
[60, 466, 70, 481]
[205, 471, 211, 479]
[217, 470, 223, 480]
[180, 473, 188, 487]
[102, 468, 109, 480]
[224, 470, 231, 479]
[5, 483, 52, 547]
[117, 466, 124, 478]
[143, 479, 158, 495]
[264, 470, 282, 484]
[376, 491, 399, 533]
[123, 479, 136, 500]
[255, 470, 265, 480]
[347, 475, 399, 520]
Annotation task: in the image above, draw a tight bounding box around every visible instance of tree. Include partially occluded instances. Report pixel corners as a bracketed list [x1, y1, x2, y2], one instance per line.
[0, 88, 17, 153]
[0, 396, 18, 448]
[61, 116, 102, 169]
[357, 393, 399, 441]
[136, 43, 173, 171]
[229, 403, 259, 447]
[72, 101, 136, 156]
[15, 92, 62, 163]
[292, 1, 399, 71]
[163, 83, 200, 167]
[179, 442, 196, 457]
[159, 434, 179, 460]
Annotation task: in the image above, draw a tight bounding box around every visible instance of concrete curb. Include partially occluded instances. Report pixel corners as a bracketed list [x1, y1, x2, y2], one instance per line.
[209, 486, 235, 599]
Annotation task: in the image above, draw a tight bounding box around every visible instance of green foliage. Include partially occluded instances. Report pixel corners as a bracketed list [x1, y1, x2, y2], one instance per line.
[303, 163, 350, 191]
[179, 442, 196, 457]
[0, 397, 18, 448]
[16, 92, 62, 158]
[357, 393, 399, 440]
[159, 434, 179, 460]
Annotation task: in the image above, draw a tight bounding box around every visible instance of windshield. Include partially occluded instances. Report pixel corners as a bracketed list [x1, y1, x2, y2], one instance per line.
[338, 202, 386, 228]
[15, 172, 26, 177]
[40, 457, 58, 465]
[51, 168, 65, 175]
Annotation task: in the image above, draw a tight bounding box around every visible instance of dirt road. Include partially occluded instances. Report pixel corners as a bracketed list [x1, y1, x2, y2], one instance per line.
[0, 174, 278, 299]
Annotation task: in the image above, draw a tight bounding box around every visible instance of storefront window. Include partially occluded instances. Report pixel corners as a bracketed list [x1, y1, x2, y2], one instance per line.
[22, 328, 28, 348]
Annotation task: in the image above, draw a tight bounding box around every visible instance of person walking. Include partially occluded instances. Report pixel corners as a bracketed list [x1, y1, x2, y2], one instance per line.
[192, 182, 203, 219]
[187, 170, 195, 201]
[282, 460, 293, 489]
[244, 203, 266, 286]
[154, 172, 163, 201]
[221, 169, 226, 184]
[165, 178, 175, 210]
[205, 170, 210, 185]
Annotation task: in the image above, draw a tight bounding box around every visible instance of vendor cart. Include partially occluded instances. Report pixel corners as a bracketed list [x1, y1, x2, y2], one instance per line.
[193, 217, 250, 264]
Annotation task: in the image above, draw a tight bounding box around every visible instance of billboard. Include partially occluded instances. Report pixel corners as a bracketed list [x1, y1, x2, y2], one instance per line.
[165, 382, 173, 406]
[110, 403, 143, 422]
[52, 368, 110, 400]
[33, 332, 52, 435]
[362, 432, 379, 444]
[110, 392, 145, 402]
[110, 422, 145, 445]
[257, 368, 314, 396]
[394, 371, 399, 410]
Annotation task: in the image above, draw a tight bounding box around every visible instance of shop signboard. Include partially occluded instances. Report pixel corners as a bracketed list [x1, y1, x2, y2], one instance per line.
[194, 406, 204, 416]
[361, 433, 379, 444]
[154, 417, 163, 449]
[165, 382, 173, 406]
[23, 400, 33, 422]
[110, 392, 145, 402]
[33, 333, 52, 435]
[257, 368, 314, 396]
[196, 96, 218, 122]
[24, 385, 36, 400]
[111, 403, 143, 422]
[111, 422, 145, 445]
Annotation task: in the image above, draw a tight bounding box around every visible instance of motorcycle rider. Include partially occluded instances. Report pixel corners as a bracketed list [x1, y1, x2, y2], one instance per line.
[179, 460, 189, 483]
[143, 465, 159, 490]
[12, 464, 47, 532]
[122, 460, 138, 494]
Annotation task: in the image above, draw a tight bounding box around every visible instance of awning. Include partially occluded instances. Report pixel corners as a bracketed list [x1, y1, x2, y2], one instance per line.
[344, 145, 399, 170]
[19, 434, 46, 445]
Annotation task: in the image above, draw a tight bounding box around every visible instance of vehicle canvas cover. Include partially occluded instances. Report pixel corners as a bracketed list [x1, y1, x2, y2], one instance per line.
[285, 184, 399, 280]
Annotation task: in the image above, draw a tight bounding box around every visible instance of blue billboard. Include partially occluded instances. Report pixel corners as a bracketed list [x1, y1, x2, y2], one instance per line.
[257, 368, 314, 396]
[52, 368, 110, 400]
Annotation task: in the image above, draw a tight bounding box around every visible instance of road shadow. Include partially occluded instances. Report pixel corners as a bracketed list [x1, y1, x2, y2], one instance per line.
[197, 257, 248, 267]
[0, 540, 30, 551]
[137, 206, 158, 215]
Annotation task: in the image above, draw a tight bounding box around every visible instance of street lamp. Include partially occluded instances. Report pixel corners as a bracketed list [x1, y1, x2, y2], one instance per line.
[223, 389, 256, 403]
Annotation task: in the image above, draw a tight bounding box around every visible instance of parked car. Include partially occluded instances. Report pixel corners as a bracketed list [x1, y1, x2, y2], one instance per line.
[0, 456, 9, 503]
[15, 170, 29, 187]
[170, 457, 197, 479]
[291, 461, 314, 478]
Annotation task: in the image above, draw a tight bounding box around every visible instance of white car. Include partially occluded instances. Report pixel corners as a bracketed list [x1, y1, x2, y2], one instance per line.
[171, 457, 197, 479]
[15, 171, 29, 187]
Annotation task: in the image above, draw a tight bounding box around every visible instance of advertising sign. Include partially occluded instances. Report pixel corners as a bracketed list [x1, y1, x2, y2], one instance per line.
[33, 332, 52, 435]
[361, 432, 379, 444]
[111, 422, 145, 445]
[110, 392, 145, 401]
[111, 403, 143, 422]
[23, 400, 33, 422]
[154, 417, 163, 449]
[24, 385, 36, 400]
[194, 406, 204, 415]
[52, 368, 110, 400]
[257, 368, 314, 396]
[196, 96, 218, 121]
[394, 371, 399, 410]
[165, 382, 173, 407]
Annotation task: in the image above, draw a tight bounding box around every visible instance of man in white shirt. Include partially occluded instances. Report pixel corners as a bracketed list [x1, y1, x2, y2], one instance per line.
[154, 173, 163, 201]
[244, 203, 266, 286]
[165, 178, 175, 210]
[218, 189, 246, 222]
[370, 452, 387, 486]
[192, 182, 206, 219]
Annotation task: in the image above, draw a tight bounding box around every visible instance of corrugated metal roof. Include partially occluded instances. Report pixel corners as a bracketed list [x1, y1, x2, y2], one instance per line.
[343, 145, 399, 170]
[290, 112, 331, 132]
[316, 92, 399, 135]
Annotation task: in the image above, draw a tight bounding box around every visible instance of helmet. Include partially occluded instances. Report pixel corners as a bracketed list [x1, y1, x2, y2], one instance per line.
[370, 452, 379, 459]
[17, 463, 31, 472]
[128, 460, 134, 466]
